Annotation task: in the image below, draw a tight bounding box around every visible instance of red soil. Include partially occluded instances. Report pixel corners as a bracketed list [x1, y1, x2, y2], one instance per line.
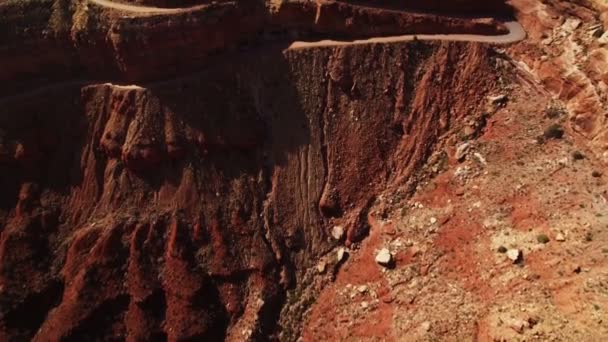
[3, 0, 607, 340]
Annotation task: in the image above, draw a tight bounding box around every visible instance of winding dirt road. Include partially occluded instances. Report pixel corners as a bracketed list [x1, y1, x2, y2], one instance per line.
[89, 0, 212, 13]
[289, 21, 525, 48]
[88, 0, 526, 48]
[1, 0, 525, 103]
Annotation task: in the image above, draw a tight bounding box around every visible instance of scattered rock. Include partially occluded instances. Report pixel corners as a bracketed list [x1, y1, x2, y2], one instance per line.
[556, 233, 566, 242]
[599, 31, 608, 46]
[360, 301, 369, 309]
[455, 142, 471, 161]
[429, 217, 438, 224]
[545, 102, 567, 118]
[562, 18, 582, 32]
[421, 321, 432, 332]
[574, 265, 582, 274]
[589, 24, 604, 38]
[572, 151, 585, 160]
[473, 152, 487, 167]
[462, 125, 476, 138]
[381, 293, 394, 303]
[375, 248, 393, 267]
[357, 285, 368, 293]
[537, 234, 550, 244]
[497, 246, 508, 254]
[507, 249, 522, 263]
[331, 225, 345, 240]
[543, 124, 564, 140]
[454, 165, 471, 180]
[508, 318, 531, 334]
[317, 261, 327, 274]
[592, 171, 602, 178]
[337, 247, 347, 262]
[488, 94, 507, 105]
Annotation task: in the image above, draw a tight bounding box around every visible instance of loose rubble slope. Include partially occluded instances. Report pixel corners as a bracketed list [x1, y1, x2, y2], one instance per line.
[1, 0, 607, 341]
[303, 0, 608, 341]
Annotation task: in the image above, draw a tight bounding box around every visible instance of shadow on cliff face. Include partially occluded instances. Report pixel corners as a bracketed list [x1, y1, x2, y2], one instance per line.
[0, 0, 517, 90]
[141, 46, 317, 338]
[0, 86, 87, 214]
[0, 35, 501, 339]
[0, 45, 318, 340]
[147, 44, 312, 177]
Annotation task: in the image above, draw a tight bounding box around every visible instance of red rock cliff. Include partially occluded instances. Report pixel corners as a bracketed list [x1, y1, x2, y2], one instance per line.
[0, 0, 509, 340]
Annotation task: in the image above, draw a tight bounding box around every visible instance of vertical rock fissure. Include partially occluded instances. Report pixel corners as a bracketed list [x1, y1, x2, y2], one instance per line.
[317, 53, 332, 220]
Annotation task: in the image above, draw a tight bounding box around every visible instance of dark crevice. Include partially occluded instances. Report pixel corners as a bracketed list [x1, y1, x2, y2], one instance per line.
[139, 290, 166, 321]
[2, 280, 64, 340]
[63, 295, 130, 342]
[210, 268, 257, 283]
[349, 196, 376, 243]
[139, 290, 167, 341]
[189, 280, 230, 341]
[317, 55, 332, 219]
[252, 289, 286, 341]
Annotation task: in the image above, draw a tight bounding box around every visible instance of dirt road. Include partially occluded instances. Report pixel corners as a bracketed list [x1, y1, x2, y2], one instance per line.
[0, 1, 525, 103]
[88, 0, 526, 47]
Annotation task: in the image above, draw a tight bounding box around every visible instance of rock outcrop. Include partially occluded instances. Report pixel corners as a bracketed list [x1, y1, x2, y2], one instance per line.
[0, 0, 510, 340]
[1, 0, 509, 85]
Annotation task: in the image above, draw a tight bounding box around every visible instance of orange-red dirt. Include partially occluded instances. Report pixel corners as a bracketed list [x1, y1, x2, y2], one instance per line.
[2, 0, 608, 341]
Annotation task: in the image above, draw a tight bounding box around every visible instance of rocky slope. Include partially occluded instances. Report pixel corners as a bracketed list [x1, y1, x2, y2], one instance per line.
[302, 0, 608, 341]
[1, 0, 607, 341]
[0, 39, 500, 342]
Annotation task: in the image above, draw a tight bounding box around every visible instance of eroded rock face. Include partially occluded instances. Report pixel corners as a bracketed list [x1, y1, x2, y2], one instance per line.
[0, 0, 510, 85]
[509, 0, 608, 161]
[0, 0, 506, 340]
[0, 40, 498, 341]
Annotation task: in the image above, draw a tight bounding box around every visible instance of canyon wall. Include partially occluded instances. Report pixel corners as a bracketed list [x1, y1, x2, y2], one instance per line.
[0, 40, 499, 340]
[0, 0, 508, 340]
[1, 0, 508, 86]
